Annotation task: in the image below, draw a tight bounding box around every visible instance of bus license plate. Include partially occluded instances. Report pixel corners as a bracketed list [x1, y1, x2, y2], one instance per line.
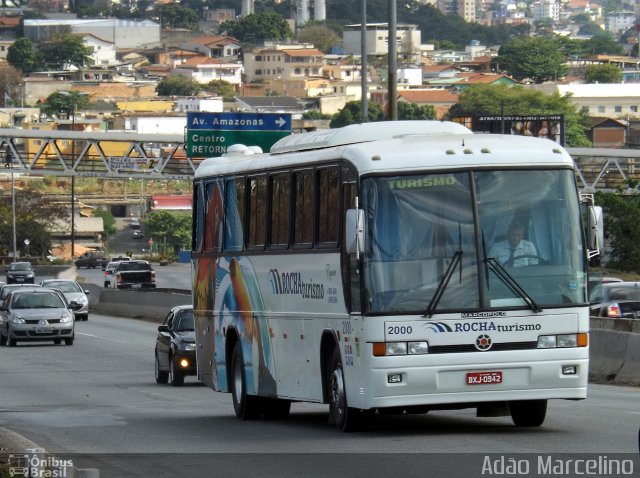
[466, 371, 502, 385]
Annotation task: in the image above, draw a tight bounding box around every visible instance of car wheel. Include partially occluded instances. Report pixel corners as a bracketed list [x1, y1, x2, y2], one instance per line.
[104, 282, 109, 288]
[169, 354, 184, 386]
[155, 353, 168, 384]
[8, 335, 17, 347]
[0, 330, 6, 346]
[64, 336, 74, 345]
[230, 341, 261, 419]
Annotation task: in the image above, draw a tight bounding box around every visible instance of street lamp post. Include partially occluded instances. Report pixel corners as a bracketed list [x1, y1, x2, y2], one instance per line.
[59, 91, 89, 260]
[11, 171, 17, 259]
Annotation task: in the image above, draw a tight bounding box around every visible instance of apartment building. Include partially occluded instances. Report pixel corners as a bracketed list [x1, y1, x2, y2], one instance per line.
[243, 44, 324, 83]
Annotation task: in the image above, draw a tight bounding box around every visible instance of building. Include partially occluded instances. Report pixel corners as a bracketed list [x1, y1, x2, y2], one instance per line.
[556, 84, 640, 119]
[243, 44, 324, 83]
[180, 35, 241, 59]
[173, 56, 243, 85]
[342, 23, 421, 59]
[24, 19, 161, 49]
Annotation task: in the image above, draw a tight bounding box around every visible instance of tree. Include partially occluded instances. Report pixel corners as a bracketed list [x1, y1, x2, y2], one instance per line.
[154, 3, 200, 30]
[585, 64, 623, 84]
[446, 84, 591, 147]
[145, 211, 192, 256]
[496, 36, 568, 83]
[220, 12, 292, 43]
[0, 66, 26, 107]
[296, 24, 340, 53]
[38, 34, 93, 70]
[330, 101, 384, 128]
[203, 79, 236, 101]
[0, 187, 68, 258]
[156, 76, 201, 97]
[7, 37, 43, 75]
[595, 192, 640, 272]
[40, 91, 93, 119]
[92, 209, 117, 239]
[398, 102, 436, 120]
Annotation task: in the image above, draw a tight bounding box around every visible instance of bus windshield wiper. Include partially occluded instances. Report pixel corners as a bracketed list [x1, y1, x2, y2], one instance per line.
[483, 256, 542, 313]
[425, 224, 463, 318]
[424, 250, 462, 318]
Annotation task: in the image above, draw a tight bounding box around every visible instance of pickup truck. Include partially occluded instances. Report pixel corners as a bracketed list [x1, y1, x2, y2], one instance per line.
[109, 260, 156, 289]
[75, 251, 109, 269]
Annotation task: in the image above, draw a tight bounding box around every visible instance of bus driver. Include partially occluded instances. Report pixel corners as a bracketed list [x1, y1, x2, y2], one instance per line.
[490, 221, 539, 267]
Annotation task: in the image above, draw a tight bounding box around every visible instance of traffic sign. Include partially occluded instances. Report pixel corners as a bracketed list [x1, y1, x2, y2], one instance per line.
[187, 112, 292, 158]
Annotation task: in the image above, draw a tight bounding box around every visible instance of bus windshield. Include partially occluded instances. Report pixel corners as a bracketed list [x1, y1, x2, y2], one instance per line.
[362, 169, 587, 314]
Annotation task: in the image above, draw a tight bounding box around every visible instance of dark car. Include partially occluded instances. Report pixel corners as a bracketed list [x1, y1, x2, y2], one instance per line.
[74, 251, 109, 269]
[589, 281, 640, 319]
[154, 305, 196, 386]
[0, 288, 75, 346]
[131, 230, 144, 239]
[5, 262, 35, 284]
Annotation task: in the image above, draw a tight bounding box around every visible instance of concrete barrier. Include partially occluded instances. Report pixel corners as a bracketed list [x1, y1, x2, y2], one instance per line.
[82, 278, 640, 386]
[93, 288, 190, 323]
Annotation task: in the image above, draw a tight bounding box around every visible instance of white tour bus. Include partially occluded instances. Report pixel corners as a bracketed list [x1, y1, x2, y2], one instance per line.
[190, 121, 593, 431]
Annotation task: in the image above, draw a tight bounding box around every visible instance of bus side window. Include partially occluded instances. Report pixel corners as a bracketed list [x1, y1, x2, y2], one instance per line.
[293, 170, 313, 246]
[192, 183, 205, 253]
[203, 180, 223, 252]
[317, 166, 339, 244]
[269, 173, 291, 248]
[247, 175, 267, 249]
[223, 177, 245, 252]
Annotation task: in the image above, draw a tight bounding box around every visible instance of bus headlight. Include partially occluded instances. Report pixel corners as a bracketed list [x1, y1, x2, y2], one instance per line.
[386, 342, 407, 356]
[373, 341, 430, 356]
[408, 341, 429, 354]
[537, 333, 588, 348]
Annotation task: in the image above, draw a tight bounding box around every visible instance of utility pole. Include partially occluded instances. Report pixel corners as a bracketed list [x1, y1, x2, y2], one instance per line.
[360, 0, 368, 122]
[387, 0, 397, 121]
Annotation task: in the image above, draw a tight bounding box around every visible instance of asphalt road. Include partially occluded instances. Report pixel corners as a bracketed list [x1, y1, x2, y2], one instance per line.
[0, 313, 638, 478]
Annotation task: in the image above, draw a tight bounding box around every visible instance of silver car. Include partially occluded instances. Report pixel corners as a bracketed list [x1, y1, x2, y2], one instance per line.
[40, 279, 90, 321]
[0, 288, 75, 346]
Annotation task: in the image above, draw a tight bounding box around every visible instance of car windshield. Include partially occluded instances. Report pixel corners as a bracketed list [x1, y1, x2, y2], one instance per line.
[9, 263, 31, 271]
[120, 262, 149, 271]
[608, 286, 640, 301]
[12, 292, 65, 309]
[1, 285, 40, 299]
[44, 281, 81, 293]
[176, 310, 194, 332]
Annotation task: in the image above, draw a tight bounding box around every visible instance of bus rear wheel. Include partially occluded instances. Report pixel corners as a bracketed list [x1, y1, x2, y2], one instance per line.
[509, 399, 547, 427]
[231, 342, 260, 420]
[328, 348, 365, 432]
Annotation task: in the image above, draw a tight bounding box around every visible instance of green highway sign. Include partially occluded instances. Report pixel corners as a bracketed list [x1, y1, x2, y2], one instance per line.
[187, 112, 292, 158]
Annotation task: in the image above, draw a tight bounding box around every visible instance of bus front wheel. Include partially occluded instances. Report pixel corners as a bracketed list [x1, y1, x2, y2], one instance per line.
[231, 342, 260, 420]
[328, 348, 363, 432]
[509, 399, 547, 427]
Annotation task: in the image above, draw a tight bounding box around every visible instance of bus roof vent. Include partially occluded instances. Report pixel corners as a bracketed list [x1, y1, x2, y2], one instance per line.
[223, 144, 263, 156]
[270, 121, 473, 154]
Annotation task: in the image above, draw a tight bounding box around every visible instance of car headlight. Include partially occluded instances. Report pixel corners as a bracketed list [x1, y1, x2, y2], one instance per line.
[183, 343, 196, 351]
[11, 316, 25, 324]
[59, 314, 73, 323]
[26, 273, 34, 278]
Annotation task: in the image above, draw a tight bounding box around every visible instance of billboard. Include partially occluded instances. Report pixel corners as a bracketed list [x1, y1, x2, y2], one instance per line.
[453, 115, 565, 146]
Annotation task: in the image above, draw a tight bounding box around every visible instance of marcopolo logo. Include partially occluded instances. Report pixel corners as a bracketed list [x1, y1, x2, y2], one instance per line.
[268, 268, 324, 300]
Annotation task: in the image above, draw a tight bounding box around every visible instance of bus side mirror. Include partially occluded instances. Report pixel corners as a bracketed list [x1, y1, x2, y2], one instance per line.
[345, 209, 364, 257]
[587, 205, 603, 259]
